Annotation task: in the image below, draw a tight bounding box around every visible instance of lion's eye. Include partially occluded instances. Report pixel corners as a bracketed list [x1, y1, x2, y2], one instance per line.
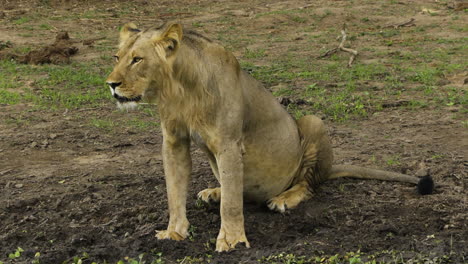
[113, 55, 119, 62]
[131, 57, 143, 64]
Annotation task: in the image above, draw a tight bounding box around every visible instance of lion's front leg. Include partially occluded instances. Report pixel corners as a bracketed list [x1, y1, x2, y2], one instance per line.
[156, 123, 192, 241]
[215, 141, 250, 252]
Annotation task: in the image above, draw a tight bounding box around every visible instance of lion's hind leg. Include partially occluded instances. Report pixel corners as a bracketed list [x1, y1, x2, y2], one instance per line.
[296, 115, 333, 190]
[267, 180, 311, 213]
[198, 187, 221, 203]
[268, 115, 333, 213]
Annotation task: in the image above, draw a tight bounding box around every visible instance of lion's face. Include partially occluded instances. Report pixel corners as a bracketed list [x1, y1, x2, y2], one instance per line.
[106, 23, 183, 110]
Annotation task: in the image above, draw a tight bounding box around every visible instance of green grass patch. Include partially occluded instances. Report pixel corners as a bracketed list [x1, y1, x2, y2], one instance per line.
[302, 83, 369, 121]
[39, 24, 53, 30]
[0, 90, 22, 105]
[13, 17, 32, 25]
[244, 48, 267, 59]
[90, 116, 159, 132]
[0, 60, 112, 109]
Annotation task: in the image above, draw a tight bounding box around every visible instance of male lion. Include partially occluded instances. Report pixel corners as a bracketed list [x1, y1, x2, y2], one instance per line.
[106, 22, 433, 252]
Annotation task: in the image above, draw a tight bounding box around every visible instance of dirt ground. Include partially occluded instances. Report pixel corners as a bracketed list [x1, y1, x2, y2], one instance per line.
[0, 0, 467, 263]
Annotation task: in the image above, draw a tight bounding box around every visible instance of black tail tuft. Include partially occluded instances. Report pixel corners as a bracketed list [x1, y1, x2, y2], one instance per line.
[417, 175, 434, 195]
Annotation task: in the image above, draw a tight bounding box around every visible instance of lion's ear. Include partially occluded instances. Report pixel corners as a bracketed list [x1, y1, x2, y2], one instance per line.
[119, 22, 140, 45]
[155, 23, 183, 56]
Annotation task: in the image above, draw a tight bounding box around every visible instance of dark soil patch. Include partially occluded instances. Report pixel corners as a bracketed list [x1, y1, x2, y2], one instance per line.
[0, 32, 78, 64]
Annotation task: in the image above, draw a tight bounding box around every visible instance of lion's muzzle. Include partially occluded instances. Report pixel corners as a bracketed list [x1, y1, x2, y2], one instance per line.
[106, 81, 142, 103]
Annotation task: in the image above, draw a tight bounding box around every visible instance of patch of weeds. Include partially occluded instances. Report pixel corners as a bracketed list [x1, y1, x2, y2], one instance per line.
[384, 75, 404, 90]
[407, 100, 428, 109]
[408, 67, 439, 86]
[62, 252, 91, 264]
[315, 9, 333, 21]
[60, 252, 165, 264]
[8, 247, 24, 260]
[255, 9, 306, 18]
[290, 15, 307, 23]
[244, 48, 267, 59]
[272, 87, 294, 97]
[303, 83, 368, 121]
[141, 106, 158, 118]
[386, 155, 401, 166]
[82, 10, 101, 19]
[449, 25, 468, 32]
[345, 64, 388, 81]
[0, 90, 21, 104]
[259, 249, 459, 263]
[0, 40, 12, 50]
[117, 253, 163, 264]
[0, 60, 112, 109]
[259, 252, 308, 263]
[192, 22, 204, 28]
[462, 120, 468, 128]
[188, 225, 198, 241]
[177, 254, 212, 264]
[125, 118, 159, 131]
[39, 24, 53, 30]
[286, 103, 309, 120]
[4, 115, 30, 126]
[240, 61, 295, 85]
[23, 25, 37, 31]
[13, 46, 33, 54]
[13, 17, 31, 25]
[434, 86, 467, 107]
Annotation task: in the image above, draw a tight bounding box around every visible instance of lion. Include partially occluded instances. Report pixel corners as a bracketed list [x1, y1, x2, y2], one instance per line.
[106, 22, 434, 252]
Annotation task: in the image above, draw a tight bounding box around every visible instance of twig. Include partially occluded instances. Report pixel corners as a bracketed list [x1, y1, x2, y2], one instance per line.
[298, 4, 314, 9]
[0, 169, 13, 175]
[384, 18, 415, 29]
[318, 24, 358, 67]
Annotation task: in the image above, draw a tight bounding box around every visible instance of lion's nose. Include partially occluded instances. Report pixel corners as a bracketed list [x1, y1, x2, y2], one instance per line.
[106, 82, 122, 90]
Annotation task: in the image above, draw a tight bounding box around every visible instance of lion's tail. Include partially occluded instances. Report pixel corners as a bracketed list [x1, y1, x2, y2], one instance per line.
[328, 165, 434, 195]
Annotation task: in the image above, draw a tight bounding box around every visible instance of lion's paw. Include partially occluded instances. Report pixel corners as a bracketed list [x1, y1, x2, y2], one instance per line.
[156, 230, 186, 241]
[197, 187, 221, 203]
[216, 230, 250, 252]
[267, 182, 310, 213]
[267, 197, 287, 213]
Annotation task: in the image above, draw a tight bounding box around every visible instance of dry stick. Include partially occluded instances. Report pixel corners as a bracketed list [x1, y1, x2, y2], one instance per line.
[385, 18, 415, 29]
[318, 24, 358, 67]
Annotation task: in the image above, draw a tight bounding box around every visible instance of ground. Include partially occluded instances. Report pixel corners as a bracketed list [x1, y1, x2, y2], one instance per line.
[0, 0, 467, 263]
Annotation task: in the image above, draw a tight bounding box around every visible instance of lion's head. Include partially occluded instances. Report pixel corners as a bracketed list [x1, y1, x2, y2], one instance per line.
[106, 22, 183, 110]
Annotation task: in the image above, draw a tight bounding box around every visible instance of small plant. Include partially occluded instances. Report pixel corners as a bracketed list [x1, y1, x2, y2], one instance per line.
[8, 247, 24, 259]
[192, 22, 204, 28]
[386, 155, 401, 166]
[188, 225, 198, 241]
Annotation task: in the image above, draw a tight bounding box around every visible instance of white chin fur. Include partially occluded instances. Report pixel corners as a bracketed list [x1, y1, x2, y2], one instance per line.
[117, 101, 139, 111]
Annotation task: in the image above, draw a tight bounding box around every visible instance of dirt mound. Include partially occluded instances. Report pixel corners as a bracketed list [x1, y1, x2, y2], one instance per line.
[0, 32, 78, 64]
